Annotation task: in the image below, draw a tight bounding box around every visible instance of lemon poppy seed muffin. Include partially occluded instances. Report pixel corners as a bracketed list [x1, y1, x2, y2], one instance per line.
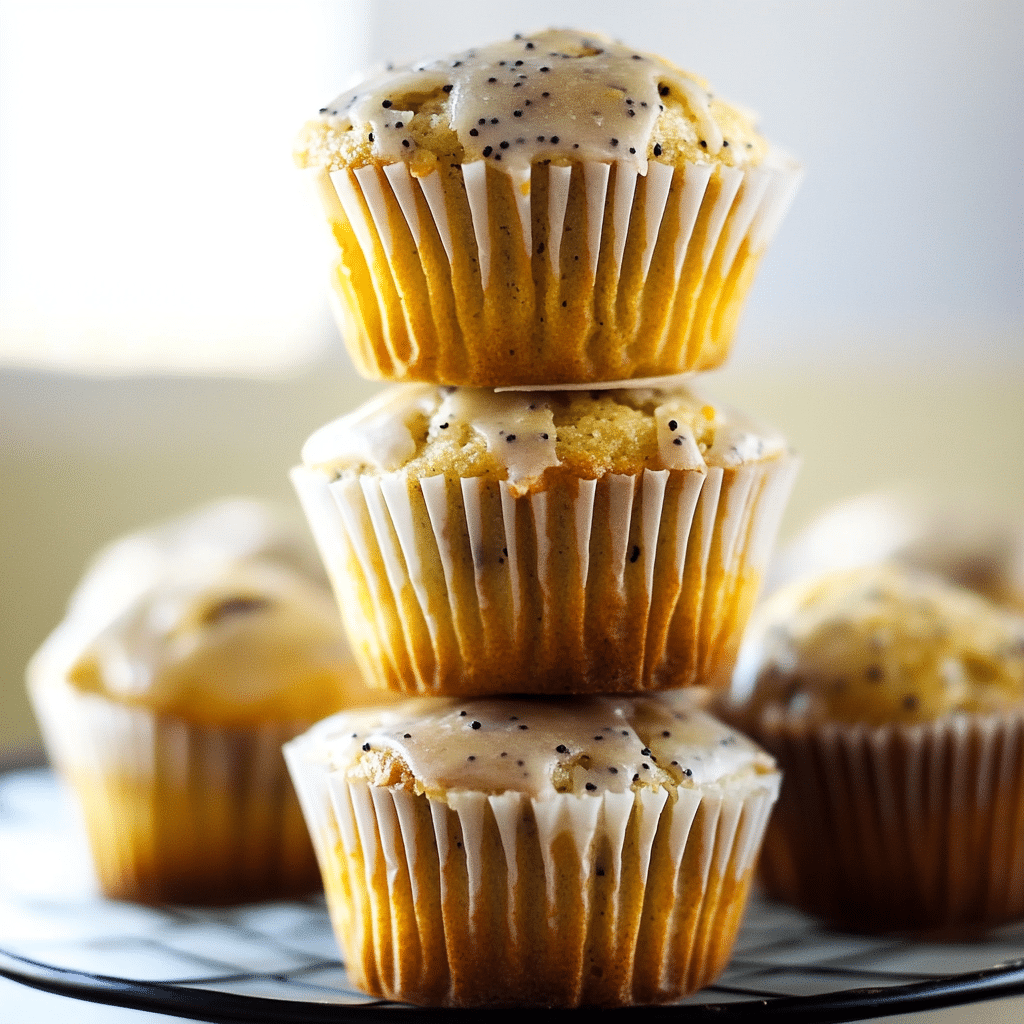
[284, 689, 780, 1007]
[28, 499, 394, 904]
[297, 28, 801, 385]
[727, 564, 1024, 936]
[291, 381, 798, 697]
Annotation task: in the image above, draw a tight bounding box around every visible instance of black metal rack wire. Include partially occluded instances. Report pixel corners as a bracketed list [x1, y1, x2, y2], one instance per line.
[3, 763, 1024, 1023]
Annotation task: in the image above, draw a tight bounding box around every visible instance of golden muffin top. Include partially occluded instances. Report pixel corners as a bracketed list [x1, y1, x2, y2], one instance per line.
[286, 690, 777, 802]
[732, 564, 1024, 727]
[28, 499, 383, 726]
[296, 28, 772, 176]
[301, 382, 789, 497]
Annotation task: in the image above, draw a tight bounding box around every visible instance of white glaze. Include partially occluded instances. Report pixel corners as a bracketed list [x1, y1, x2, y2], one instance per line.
[28, 500, 352, 715]
[301, 382, 787, 490]
[318, 29, 732, 174]
[436, 387, 558, 488]
[289, 691, 775, 798]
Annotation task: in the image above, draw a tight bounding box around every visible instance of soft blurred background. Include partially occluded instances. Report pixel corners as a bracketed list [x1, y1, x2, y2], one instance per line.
[2, 0, 1022, 760]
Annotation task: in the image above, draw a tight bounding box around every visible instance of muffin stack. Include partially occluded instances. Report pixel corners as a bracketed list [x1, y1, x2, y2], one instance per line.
[284, 29, 802, 1008]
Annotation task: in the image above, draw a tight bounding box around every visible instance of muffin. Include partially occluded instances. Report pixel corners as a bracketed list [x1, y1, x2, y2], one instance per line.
[726, 563, 1024, 936]
[768, 489, 1024, 612]
[27, 499, 392, 905]
[284, 689, 780, 1007]
[296, 28, 801, 386]
[291, 381, 798, 697]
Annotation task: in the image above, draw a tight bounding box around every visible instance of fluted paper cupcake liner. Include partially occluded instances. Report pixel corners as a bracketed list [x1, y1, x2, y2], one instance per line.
[30, 678, 322, 904]
[284, 738, 779, 1007]
[311, 152, 801, 385]
[754, 712, 1024, 937]
[292, 454, 797, 697]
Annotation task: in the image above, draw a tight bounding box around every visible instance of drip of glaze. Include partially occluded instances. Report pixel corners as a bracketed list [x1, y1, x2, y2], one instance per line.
[294, 691, 775, 798]
[322, 28, 731, 174]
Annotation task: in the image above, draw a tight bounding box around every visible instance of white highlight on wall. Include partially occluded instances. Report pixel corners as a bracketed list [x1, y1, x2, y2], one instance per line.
[0, 1, 371, 374]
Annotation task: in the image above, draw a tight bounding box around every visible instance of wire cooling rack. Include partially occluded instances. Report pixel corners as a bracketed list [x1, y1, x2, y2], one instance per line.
[2, 763, 1024, 1023]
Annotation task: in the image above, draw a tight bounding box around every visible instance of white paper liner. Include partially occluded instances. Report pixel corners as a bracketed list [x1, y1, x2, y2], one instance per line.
[754, 712, 1024, 936]
[333, 157, 791, 290]
[284, 735, 779, 1007]
[292, 453, 798, 696]
[311, 153, 803, 384]
[28, 677, 320, 904]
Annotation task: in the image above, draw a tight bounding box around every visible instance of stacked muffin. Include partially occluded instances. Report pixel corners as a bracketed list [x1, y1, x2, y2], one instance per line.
[284, 29, 801, 1008]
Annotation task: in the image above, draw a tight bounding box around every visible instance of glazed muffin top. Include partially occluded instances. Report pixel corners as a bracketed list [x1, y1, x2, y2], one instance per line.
[58, 498, 328, 634]
[296, 28, 771, 177]
[732, 564, 1024, 728]
[287, 689, 777, 802]
[301, 382, 789, 497]
[28, 500, 382, 727]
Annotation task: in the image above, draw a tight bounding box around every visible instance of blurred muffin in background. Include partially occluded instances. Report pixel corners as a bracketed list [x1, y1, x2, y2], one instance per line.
[27, 499, 393, 905]
[726, 563, 1024, 936]
[768, 490, 1024, 612]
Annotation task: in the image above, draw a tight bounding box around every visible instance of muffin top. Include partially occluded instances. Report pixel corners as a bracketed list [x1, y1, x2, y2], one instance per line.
[732, 565, 1024, 727]
[28, 500, 379, 726]
[301, 382, 789, 497]
[770, 490, 1024, 614]
[288, 690, 777, 802]
[296, 28, 772, 177]
[59, 498, 328, 637]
